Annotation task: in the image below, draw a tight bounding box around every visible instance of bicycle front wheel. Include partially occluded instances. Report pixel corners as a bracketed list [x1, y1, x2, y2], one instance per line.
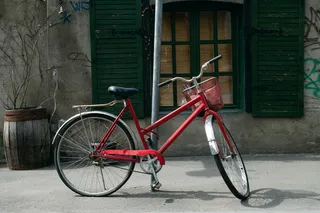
[54, 113, 136, 197]
[211, 119, 250, 200]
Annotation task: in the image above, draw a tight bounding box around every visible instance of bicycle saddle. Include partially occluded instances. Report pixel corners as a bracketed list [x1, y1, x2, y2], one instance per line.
[108, 86, 140, 99]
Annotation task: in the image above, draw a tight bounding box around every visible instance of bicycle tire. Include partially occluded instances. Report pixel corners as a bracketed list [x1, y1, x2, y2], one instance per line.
[54, 113, 136, 197]
[212, 120, 250, 200]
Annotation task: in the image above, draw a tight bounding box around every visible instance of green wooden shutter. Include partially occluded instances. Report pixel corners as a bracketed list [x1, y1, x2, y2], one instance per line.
[250, 0, 304, 117]
[91, 0, 145, 118]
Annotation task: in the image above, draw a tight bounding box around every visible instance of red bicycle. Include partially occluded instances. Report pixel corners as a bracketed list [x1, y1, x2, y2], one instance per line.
[53, 55, 250, 200]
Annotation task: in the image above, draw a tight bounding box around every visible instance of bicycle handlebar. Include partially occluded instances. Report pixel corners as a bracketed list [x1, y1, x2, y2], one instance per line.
[158, 79, 172, 87]
[207, 55, 222, 64]
[158, 55, 222, 88]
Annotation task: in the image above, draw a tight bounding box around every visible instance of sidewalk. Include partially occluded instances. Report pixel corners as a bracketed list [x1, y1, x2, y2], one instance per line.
[0, 154, 320, 213]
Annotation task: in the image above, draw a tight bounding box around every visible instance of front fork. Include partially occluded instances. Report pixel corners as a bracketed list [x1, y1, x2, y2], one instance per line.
[204, 111, 235, 156]
[204, 114, 220, 155]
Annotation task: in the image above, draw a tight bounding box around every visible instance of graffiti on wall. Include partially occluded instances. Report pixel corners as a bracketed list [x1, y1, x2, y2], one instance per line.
[304, 58, 320, 98]
[70, 0, 89, 11]
[305, 5, 320, 98]
[62, 12, 72, 24]
[62, 0, 90, 24]
[305, 7, 320, 51]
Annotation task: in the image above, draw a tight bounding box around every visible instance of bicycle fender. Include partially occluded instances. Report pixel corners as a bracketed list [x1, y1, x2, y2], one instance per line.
[51, 111, 139, 148]
[204, 114, 219, 155]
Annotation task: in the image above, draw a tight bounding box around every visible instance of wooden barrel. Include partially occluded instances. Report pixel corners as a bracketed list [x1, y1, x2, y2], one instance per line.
[3, 108, 51, 170]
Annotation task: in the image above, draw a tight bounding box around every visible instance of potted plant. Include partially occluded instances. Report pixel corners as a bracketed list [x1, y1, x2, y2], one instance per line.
[0, 0, 67, 170]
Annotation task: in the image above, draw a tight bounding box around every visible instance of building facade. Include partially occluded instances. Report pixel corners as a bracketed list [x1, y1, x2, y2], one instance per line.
[0, 0, 320, 156]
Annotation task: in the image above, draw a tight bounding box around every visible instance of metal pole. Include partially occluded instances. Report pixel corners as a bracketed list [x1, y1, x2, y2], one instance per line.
[151, 0, 163, 150]
[150, 0, 163, 189]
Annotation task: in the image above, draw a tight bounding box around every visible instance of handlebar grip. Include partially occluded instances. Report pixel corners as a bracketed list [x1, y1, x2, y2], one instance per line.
[158, 79, 172, 87]
[208, 55, 222, 64]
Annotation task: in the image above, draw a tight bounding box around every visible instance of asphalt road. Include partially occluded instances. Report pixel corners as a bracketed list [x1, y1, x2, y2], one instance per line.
[1, 154, 320, 213]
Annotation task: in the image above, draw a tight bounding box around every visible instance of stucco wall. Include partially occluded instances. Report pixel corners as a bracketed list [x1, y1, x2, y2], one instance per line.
[150, 0, 244, 5]
[46, 0, 92, 124]
[305, 0, 320, 104]
[1, 0, 320, 156]
[0, 0, 49, 127]
[0, 0, 91, 131]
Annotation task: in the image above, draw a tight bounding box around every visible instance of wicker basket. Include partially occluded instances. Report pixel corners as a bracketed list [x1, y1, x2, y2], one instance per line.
[182, 77, 224, 112]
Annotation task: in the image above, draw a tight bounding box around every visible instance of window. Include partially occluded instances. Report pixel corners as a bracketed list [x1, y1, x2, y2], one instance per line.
[159, 5, 240, 111]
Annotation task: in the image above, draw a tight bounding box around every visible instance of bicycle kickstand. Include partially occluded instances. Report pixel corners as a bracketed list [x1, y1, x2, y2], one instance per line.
[148, 156, 162, 192]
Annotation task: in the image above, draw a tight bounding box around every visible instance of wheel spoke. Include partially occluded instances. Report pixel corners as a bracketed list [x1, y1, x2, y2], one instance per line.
[212, 120, 249, 200]
[80, 116, 95, 151]
[55, 115, 135, 196]
[62, 155, 89, 170]
[77, 160, 91, 190]
[100, 166, 107, 190]
[58, 134, 91, 154]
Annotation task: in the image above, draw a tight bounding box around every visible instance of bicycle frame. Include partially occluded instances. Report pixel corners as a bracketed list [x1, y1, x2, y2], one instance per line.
[97, 88, 234, 164]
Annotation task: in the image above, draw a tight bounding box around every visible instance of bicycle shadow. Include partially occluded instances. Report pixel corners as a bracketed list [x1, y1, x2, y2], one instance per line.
[241, 188, 320, 209]
[182, 156, 255, 177]
[112, 189, 231, 201]
[110, 187, 320, 208]
[185, 158, 224, 177]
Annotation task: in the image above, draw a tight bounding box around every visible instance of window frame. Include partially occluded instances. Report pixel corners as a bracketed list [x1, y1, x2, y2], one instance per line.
[159, 2, 243, 112]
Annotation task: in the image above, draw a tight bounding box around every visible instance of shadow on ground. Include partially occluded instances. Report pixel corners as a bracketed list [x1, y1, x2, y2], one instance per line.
[166, 154, 320, 162]
[100, 189, 233, 201]
[183, 156, 255, 177]
[241, 188, 320, 208]
[242, 154, 320, 162]
[102, 188, 320, 209]
[184, 159, 222, 177]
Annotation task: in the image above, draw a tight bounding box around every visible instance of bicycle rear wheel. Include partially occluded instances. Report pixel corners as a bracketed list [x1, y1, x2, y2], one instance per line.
[54, 113, 136, 197]
[211, 119, 250, 200]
